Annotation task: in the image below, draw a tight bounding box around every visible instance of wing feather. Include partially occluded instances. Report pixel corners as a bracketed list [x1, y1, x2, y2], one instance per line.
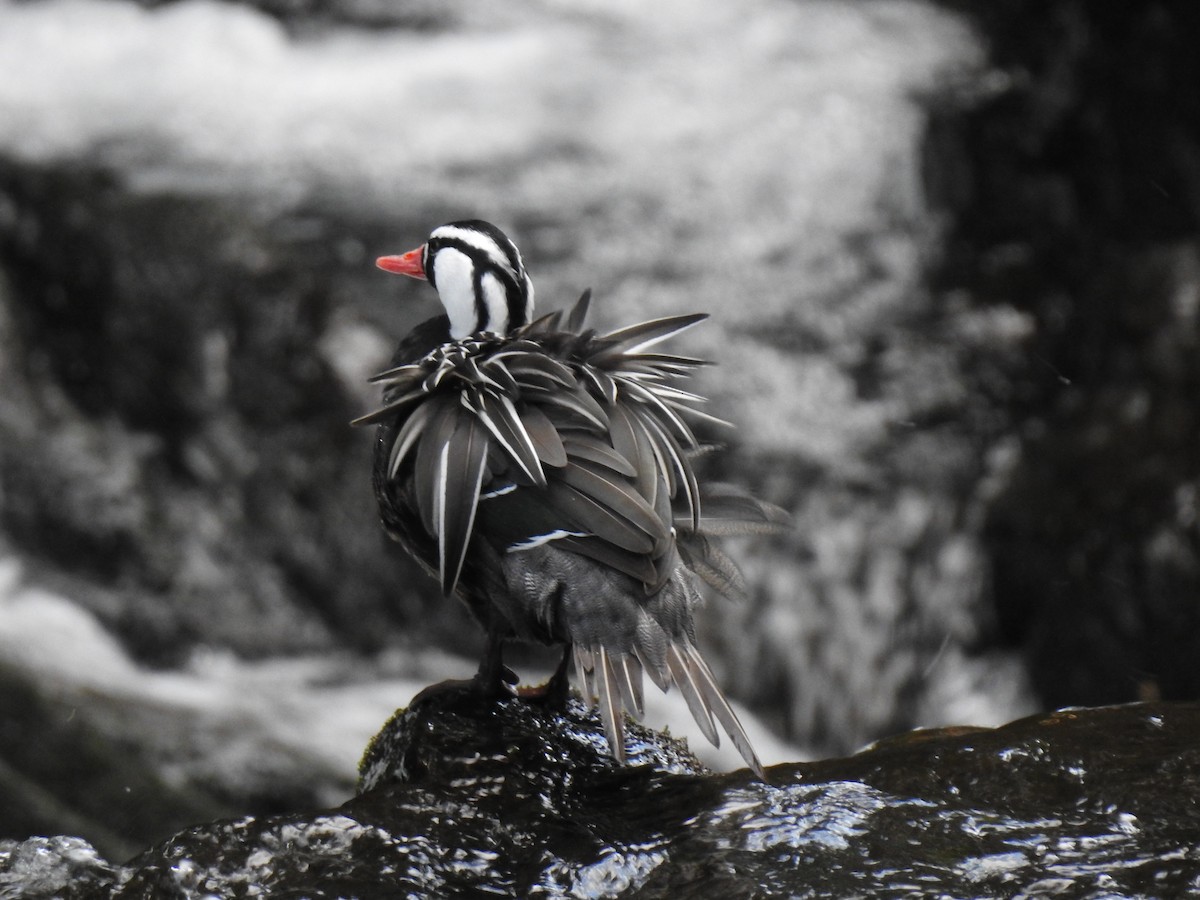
[525, 308, 564, 332]
[622, 378, 698, 446]
[668, 404, 735, 431]
[519, 404, 568, 467]
[479, 357, 520, 396]
[556, 535, 661, 585]
[474, 390, 547, 487]
[557, 463, 666, 544]
[594, 314, 708, 357]
[566, 288, 592, 333]
[605, 404, 641, 475]
[539, 384, 610, 430]
[436, 415, 489, 596]
[545, 482, 656, 555]
[607, 404, 662, 514]
[386, 398, 436, 480]
[561, 435, 637, 477]
[691, 486, 793, 536]
[413, 398, 461, 535]
[636, 409, 701, 532]
[624, 352, 711, 370]
[647, 384, 708, 406]
[351, 386, 427, 427]
[578, 364, 619, 407]
[504, 353, 576, 388]
[366, 360, 429, 388]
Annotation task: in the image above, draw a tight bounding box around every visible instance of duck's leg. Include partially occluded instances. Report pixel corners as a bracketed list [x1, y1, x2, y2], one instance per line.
[543, 644, 574, 708]
[473, 629, 518, 698]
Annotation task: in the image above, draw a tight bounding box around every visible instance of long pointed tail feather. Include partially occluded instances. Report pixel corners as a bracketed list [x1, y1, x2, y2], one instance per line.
[681, 641, 765, 779]
[596, 647, 626, 765]
[574, 644, 597, 704]
[577, 639, 765, 780]
[665, 642, 720, 747]
[615, 653, 645, 719]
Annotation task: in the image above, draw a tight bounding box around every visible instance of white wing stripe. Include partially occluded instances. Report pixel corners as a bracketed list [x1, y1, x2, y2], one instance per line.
[506, 529, 587, 552]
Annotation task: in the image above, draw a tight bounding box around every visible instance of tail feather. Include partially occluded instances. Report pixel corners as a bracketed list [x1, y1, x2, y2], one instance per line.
[665, 643, 720, 747]
[633, 643, 671, 693]
[575, 639, 765, 779]
[574, 644, 597, 702]
[615, 652, 645, 719]
[682, 642, 765, 779]
[596, 647, 626, 764]
[633, 611, 670, 677]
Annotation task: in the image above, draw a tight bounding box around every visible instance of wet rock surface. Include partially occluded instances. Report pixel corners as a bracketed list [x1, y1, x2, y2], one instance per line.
[3, 697, 1198, 898]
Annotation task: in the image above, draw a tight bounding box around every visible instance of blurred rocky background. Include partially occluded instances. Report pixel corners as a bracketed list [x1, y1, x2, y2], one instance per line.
[0, 0, 1197, 864]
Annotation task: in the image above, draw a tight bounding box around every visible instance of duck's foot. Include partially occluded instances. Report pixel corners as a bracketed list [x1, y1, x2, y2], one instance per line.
[408, 632, 517, 706]
[517, 645, 573, 710]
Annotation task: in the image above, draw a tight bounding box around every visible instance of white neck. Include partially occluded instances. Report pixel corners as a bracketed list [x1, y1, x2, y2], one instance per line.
[430, 248, 481, 340]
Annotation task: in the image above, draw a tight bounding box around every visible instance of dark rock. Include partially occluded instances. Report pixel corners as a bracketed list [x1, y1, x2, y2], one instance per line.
[927, 1, 1200, 709]
[5, 697, 1196, 898]
[0, 835, 118, 900]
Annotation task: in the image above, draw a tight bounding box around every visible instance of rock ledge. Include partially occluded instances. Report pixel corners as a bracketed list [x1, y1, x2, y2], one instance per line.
[3, 695, 1199, 898]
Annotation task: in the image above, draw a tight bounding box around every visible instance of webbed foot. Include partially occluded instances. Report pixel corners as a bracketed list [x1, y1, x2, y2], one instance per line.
[518, 644, 573, 710]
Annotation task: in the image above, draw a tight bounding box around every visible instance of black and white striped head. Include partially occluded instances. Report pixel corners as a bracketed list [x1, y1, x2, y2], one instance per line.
[376, 220, 535, 341]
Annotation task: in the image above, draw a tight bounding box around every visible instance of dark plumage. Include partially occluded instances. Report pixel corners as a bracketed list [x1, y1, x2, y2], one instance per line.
[357, 220, 784, 777]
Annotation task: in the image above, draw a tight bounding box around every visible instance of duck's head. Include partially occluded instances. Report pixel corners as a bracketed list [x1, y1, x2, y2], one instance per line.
[376, 219, 535, 341]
